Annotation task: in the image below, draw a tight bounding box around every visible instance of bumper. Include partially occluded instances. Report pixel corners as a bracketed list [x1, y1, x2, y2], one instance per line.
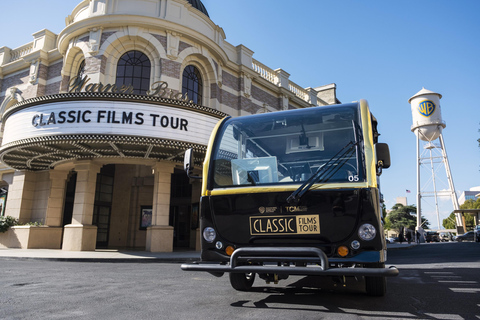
[181, 247, 399, 277]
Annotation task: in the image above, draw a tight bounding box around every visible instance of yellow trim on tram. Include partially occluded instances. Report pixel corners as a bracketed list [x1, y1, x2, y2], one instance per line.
[358, 99, 378, 188]
[207, 182, 371, 196]
[202, 116, 230, 196]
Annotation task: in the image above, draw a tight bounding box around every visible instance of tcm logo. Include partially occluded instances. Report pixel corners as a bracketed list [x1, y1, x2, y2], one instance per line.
[418, 100, 436, 117]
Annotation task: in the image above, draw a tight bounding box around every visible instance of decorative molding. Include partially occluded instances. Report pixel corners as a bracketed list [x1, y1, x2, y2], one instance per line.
[9, 87, 24, 103]
[282, 94, 289, 110]
[28, 59, 40, 84]
[87, 27, 103, 56]
[243, 73, 251, 98]
[166, 31, 182, 60]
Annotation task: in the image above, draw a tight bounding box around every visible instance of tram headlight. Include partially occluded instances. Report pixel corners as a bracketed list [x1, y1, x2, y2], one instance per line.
[358, 223, 376, 241]
[203, 227, 216, 243]
[351, 240, 361, 250]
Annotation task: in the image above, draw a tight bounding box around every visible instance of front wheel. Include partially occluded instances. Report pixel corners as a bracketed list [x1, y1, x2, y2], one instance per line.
[365, 262, 387, 296]
[229, 272, 255, 291]
[365, 276, 387, 296]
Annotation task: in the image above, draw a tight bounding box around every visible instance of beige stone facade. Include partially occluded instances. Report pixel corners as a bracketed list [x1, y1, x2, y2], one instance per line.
[0, 0, 338, 251]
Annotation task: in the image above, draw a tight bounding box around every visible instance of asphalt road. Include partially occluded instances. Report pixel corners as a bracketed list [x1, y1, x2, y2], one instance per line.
[1, 242, 479, 320]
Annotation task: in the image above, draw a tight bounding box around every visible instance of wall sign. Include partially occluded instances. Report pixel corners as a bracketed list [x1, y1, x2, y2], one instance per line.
[2, 100, 220, 146]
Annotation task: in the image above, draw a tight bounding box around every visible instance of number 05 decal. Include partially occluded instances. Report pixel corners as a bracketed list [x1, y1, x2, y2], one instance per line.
[348, 175, 359, 182]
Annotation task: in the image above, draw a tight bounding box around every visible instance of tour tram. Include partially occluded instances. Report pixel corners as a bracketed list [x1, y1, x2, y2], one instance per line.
[181, 100, 398, 296]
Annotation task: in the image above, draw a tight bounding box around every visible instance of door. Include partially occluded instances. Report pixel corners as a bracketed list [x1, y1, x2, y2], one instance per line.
[93, 165, 115, 248]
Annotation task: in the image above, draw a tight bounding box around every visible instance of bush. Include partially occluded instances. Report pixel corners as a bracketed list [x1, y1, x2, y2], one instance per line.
[0, 216, 18, 233]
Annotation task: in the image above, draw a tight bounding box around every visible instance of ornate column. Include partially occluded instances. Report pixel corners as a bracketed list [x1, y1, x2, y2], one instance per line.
[62, 161, 102, 251]
[146, 162, 174, 252]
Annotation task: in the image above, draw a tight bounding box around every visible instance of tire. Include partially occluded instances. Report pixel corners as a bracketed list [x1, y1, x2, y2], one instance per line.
[229, 272, 255, 291]
[365, 276, 387, 297]
[365, 263, 387, 297]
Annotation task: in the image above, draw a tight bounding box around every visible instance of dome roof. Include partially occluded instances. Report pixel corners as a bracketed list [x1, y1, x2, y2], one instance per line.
[187, 0, 209, 17]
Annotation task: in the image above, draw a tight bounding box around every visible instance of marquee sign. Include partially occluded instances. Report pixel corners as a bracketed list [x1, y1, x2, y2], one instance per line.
[2, 100, 218, 146]
[0, 93, 228, 170]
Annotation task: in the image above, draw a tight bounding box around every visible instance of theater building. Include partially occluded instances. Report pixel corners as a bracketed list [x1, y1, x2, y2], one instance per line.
[0, 0, 338, 251]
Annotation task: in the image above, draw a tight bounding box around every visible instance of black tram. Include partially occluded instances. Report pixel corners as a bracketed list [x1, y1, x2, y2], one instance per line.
[181, 100, 398, 296]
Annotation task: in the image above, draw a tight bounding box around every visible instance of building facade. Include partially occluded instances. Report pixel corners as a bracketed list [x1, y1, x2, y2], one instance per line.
[0, 0, 338, 251]
[458, 187, 480, 206]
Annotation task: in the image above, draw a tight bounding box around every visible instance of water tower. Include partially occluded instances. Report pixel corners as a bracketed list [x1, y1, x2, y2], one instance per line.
[409, 88, 463, 235]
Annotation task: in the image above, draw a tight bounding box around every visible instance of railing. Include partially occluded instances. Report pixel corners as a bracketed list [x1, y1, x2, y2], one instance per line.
[9, 43, 34, 62]
[252, 59, 278, 85]
[288, 81, 308, 101]
[252, 59, 310, 103]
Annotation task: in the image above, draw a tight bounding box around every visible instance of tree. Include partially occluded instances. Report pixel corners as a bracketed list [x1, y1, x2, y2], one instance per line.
[443, 198, 480, 230]
[386, 203, 429, 233]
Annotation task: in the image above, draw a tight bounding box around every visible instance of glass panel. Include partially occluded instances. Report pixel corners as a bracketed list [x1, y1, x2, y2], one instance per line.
[182, 65, 203, 105]
[116, 50, 151, 95]
[210, 105, 364, 188]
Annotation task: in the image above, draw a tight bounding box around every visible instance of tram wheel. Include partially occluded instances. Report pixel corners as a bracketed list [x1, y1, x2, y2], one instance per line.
[229, 272, 255, 291]
[365, 276, 387, 296]
[365, 262, 387, 296]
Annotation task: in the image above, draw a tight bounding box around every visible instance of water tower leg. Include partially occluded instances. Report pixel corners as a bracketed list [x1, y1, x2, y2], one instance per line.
[415, 131, 425, 243]
[438, 133, 463, 234]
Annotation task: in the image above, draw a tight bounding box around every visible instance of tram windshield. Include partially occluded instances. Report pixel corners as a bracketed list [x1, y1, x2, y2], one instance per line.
[210, 105, 365, 188]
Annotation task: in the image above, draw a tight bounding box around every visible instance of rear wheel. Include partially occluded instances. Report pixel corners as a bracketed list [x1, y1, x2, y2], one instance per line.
[365, 263, 387, 296]
[229, 272, 255, 291]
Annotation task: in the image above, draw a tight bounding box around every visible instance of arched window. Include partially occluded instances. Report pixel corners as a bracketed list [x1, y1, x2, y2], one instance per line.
[73, 60, 86, 93]
[182, 65, 203, 105]
[116, 51, 151, 95]
[77, 60, 85, 79]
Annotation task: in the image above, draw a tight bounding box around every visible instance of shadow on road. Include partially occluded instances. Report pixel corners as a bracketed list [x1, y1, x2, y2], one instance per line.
[229, 248, 480, 319]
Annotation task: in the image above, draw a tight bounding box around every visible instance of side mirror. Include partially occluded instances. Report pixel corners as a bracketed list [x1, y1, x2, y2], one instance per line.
[184, 148, 201, 179]
[375, 143, 390, 175]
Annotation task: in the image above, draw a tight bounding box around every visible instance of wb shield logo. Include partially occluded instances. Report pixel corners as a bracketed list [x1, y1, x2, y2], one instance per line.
[418, 100, 436, 117]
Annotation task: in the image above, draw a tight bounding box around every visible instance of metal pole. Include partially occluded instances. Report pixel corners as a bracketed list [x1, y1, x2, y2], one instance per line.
[416, 131, 422, 228]
[438, 133, 463, 233]
[415, 130, 424, 243]
[427, 145, 441, 229]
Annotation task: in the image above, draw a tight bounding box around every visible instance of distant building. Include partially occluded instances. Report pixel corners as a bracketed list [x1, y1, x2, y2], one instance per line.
[458, 187, 480, 205]
[396, 197, 408, 206]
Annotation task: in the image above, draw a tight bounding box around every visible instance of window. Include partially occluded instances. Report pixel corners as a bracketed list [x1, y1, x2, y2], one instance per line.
[182, 65, 203, 104]
[73, 60, 86, 92]
[210, 105, 364, 188]
[116, 51, 151, 95]
[77, 60, 85, 79]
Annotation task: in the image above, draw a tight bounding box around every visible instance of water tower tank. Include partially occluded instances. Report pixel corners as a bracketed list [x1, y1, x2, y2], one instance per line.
[409, 88, 445, 141]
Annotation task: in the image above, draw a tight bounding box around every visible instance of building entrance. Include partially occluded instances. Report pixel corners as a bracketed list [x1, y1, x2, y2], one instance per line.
[93, 164, 115, 248]
[170, 169, 193, 248]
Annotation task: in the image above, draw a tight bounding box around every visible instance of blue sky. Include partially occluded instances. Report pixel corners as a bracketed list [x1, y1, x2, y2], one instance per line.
[1, 0, 479, 228]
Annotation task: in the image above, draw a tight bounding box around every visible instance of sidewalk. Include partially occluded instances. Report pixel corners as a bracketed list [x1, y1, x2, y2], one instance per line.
[0, 248, 200, 263]
[0, 242, 415, 262]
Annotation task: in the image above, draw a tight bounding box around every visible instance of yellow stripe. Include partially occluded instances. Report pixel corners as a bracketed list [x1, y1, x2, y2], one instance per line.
[208, 182, 370, 196]
[202, 116, 230, 196]
[359, 99, 377, 188]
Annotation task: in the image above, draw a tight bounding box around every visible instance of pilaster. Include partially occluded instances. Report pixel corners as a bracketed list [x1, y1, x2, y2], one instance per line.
[45, 170, 70, 226]
[71, 161, 102, 225]
[146, 161, 175, 252]
[4, 171, 36, 224]
[62, 161, 102, 251]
